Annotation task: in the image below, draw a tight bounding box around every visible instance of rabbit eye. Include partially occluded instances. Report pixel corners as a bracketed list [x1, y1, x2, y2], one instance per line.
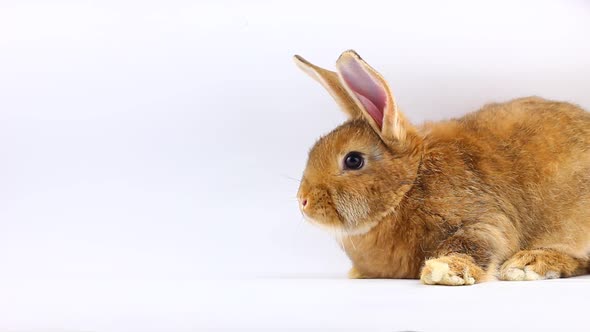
[344, 152, 364, 170]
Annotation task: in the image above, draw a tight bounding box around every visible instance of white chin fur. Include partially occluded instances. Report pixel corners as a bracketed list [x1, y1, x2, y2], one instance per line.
[304, 215, 377, 238]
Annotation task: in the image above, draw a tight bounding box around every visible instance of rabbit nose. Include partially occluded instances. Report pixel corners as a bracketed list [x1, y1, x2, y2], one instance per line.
[300, 197, 308, 209]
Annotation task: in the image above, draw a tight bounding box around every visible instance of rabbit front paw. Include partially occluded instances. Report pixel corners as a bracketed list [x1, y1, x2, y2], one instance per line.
[499, 249, 584, 281]
[420, 255, 485, 286]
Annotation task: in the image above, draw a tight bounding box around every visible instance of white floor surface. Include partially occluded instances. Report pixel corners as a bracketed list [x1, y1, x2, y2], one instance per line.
[2, 276, 590, 331]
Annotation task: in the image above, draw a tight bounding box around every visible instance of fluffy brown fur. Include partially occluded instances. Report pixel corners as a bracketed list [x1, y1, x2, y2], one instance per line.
[294, 50, 590, 285]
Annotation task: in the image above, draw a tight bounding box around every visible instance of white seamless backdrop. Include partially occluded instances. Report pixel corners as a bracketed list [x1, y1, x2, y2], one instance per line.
[2, 0, 590, 279]
[1, 0, 590, 331]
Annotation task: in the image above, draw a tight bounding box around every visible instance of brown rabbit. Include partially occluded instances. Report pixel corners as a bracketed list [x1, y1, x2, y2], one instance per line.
[294, 50, 590, 285]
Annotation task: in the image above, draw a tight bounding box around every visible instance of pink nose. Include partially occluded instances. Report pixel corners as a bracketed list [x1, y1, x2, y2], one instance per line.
[301, 198, 308, 208]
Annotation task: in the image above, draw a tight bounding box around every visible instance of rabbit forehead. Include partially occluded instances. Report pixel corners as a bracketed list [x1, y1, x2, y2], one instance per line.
[307, 119, 383, 169]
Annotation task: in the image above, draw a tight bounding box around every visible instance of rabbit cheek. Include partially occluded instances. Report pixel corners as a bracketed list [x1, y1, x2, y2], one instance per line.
[332, 190, 370, 228]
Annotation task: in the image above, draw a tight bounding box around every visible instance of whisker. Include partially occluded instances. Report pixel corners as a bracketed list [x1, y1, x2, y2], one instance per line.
[280, 174, 301, 183]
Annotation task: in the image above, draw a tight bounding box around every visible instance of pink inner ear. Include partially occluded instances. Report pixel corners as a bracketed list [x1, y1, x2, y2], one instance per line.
[338, 59, 387, 128]
[354, 94, 383, 128]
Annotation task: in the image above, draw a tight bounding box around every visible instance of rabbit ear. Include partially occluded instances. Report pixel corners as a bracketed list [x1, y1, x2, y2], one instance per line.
[293, 55, 363, 119]
[336, 50, 413, 145]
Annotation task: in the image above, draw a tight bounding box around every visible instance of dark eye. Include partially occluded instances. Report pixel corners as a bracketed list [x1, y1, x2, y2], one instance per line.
[344, 152, 364, 170]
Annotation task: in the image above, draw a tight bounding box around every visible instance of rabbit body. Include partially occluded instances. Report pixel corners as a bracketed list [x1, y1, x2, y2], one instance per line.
[295, 51, 590, 285]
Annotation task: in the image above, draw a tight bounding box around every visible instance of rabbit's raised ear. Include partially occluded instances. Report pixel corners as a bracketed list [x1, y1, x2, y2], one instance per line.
[293, 55, 363, 119]
[336, 50, 414, 145]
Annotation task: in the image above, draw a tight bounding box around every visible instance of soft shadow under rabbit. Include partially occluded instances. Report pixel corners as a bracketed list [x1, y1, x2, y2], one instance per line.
[294, 50, 590, 285]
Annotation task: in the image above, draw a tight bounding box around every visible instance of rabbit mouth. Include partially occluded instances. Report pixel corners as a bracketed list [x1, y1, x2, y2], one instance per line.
[298, 182, 376, 236]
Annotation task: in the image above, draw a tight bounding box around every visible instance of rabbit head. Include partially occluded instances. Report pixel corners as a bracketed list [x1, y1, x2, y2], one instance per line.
[295, 50, 423, 237]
